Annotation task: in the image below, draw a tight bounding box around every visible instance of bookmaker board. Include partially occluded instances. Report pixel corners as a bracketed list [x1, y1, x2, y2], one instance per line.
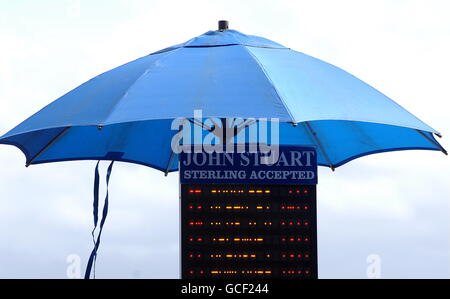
[179, 146, 318, 279]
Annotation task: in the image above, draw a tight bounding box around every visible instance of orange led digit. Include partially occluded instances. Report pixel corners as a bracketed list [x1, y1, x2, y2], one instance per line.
[182, 182, 317, 278]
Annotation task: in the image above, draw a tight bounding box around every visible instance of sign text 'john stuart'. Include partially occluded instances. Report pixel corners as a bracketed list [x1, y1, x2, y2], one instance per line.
[180, 146, 317, 185]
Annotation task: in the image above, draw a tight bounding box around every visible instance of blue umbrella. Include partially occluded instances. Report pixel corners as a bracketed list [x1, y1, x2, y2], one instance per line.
[0, 22, 446, 172]
[0, 21, 446, 279]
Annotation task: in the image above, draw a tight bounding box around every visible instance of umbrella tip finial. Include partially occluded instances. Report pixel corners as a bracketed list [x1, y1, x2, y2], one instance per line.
[218, 20, 229, 31]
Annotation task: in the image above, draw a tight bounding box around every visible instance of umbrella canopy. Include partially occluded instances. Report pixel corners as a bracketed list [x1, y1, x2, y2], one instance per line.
[0, 23, 446, 172]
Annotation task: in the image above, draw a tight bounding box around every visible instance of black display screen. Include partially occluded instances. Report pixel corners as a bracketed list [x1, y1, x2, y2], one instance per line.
[181, 184, 317, 279]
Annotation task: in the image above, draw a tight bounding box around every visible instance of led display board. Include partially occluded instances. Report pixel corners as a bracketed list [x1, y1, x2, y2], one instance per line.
[180, 146, 318, 279]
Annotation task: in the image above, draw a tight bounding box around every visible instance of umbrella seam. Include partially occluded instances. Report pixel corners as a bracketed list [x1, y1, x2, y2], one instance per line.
[240, 45, 297, 124]
[101, 47, 185, 126]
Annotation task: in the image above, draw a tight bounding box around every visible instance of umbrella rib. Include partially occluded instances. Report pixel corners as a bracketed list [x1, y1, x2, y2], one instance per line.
[208, 118, 220, 131]
[197, 119, 212, 131]
[241, 46, 297, 124]
[26, 127, 71, 167]
[415, 129, 448, 155]
[231, 118, 236, 129]
[164, 149, 175, 176]
[236, 119, 257, 135]
[304, 122, 335, 171]
[188, 118, 212, 131]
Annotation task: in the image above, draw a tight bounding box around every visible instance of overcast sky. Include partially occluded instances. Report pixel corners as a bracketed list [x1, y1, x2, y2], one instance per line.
[0, 0, 449, 278]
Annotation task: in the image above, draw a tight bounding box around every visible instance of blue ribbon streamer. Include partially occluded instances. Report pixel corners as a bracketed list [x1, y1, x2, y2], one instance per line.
[85, 160, 114, 279]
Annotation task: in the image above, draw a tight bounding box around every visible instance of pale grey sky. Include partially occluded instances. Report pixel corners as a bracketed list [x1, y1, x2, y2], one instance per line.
[0, 0, 449, 278]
